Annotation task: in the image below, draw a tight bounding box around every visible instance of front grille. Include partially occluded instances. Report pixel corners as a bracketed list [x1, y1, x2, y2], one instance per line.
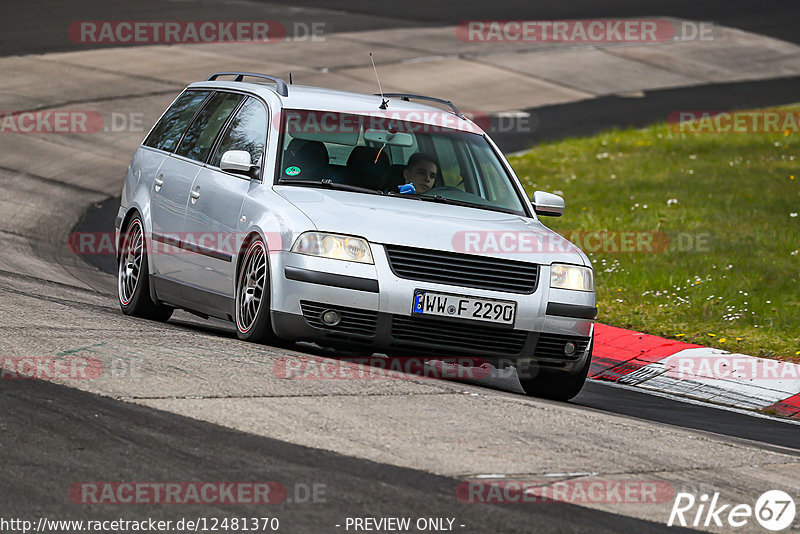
[534, 333, 591, 360]
[300, 301, 378, 337]
[384, 245, 539, 294]
[391, 315, 529, 355]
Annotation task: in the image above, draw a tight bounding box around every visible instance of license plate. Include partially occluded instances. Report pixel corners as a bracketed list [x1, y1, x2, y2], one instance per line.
[412, 290, 516, 325]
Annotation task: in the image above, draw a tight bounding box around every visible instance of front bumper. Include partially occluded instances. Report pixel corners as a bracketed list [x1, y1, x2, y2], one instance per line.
[273, 309, 593, 373]
[269, 245, 595, 373]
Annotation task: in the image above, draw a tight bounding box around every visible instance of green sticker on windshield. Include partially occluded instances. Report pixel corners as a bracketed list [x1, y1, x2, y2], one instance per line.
[285, 166, 301, 176]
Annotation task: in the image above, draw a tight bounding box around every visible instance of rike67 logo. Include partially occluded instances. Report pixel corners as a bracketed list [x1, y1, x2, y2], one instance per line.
[668, 490, 796, 531]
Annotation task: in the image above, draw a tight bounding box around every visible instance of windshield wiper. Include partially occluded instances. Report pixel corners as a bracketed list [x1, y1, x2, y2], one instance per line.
[276, 178, 383, 195]
[412, 194, 522, 216]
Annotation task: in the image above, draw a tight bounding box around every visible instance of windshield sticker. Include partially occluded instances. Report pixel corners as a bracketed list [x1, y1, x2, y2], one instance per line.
[285, 166, 301, 176]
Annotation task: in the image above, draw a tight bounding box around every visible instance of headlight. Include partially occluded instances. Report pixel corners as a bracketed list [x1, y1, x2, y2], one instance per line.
[550, 263, 594, 291]
[291, 232, 374, 264]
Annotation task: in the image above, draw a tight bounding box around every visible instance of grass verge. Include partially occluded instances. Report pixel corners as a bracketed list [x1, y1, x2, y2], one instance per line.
[509, 105, 800, 363]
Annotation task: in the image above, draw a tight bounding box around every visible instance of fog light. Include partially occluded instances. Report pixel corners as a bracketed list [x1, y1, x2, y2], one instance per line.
[321, 310, 341, 326]
[564, 341, 577, 356]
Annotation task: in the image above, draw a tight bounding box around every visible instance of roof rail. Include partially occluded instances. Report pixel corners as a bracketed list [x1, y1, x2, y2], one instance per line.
[377, 93, 464, 118]
[206, 72, 289, 97]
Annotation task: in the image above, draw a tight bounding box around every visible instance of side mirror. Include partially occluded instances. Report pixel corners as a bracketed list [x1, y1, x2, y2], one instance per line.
[220, 150, 258, 179]
[532, 190, 565, 217]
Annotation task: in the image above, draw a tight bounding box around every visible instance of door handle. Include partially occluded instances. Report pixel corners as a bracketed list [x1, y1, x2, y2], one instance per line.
[190, 188, 201, 201]
[154, 177, 164, 187]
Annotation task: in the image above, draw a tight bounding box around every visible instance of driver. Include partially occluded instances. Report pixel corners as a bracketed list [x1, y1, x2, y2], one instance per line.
[402, 152, 438, 194]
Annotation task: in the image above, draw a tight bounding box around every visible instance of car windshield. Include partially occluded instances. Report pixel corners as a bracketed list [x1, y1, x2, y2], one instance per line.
[275, 109, 528, 216]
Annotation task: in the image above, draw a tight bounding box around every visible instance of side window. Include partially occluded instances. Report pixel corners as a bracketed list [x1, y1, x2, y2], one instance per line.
[431, 136, 462, 188]
[144, 90, 210, 152]
[211, 98, 268, 168]
[465, 138, 519, 209]
[176, 92, 244, 162]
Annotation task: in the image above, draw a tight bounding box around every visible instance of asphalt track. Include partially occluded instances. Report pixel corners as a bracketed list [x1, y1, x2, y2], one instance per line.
[493, 75, 800, 152]
[75, 193, 800, 452]
[3, 0, 799, 56]
[3, 377, 707, 534]
[3, 2, 800, 533]
[279, 0, 800, 46]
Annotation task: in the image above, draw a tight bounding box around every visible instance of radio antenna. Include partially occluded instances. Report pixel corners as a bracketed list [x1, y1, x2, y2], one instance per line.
[370, 53, 388, 110]
[289, 72, 293, 84]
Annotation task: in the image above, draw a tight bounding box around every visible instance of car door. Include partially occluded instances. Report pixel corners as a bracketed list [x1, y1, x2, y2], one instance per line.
[144, 89, 211, 285]
[158, 90, 245, 312]
[182, 96, 269, 309]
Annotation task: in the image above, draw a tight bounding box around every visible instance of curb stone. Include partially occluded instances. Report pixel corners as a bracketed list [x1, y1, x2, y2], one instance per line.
[590, 324, 800, 419]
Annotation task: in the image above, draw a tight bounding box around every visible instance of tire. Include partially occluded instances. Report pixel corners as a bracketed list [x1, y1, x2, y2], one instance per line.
[235, 237, 276, 343]
[519, 340, 593, 401]
[118, 216, 173, 322]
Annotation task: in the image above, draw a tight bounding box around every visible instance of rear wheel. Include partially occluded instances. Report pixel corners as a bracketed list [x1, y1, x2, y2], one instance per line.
[235, 238, 276, 343]
[118, 216, 173, 321]
[519, 341, 592, 401]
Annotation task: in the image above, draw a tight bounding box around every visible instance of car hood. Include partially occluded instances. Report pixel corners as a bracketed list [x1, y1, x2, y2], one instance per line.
[275, 187, 587, 265]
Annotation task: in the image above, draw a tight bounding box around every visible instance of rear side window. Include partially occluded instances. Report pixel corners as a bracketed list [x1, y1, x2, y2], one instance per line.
[144, 90, 210, 152]
[211, 97, 268, 168]
[176, 92, 244, 162]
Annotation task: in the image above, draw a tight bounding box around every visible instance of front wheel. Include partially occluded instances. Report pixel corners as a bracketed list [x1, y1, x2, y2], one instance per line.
[235, 238, 276, 343]
[118, 216, 173, 321]
[519, 341, 592, 401]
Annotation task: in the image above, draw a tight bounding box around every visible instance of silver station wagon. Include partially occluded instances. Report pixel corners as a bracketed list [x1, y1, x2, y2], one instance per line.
[116, 72, 597, 400]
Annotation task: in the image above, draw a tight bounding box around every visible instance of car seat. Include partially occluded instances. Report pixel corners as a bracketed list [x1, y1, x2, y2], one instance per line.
[282, 139, 330, 180]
